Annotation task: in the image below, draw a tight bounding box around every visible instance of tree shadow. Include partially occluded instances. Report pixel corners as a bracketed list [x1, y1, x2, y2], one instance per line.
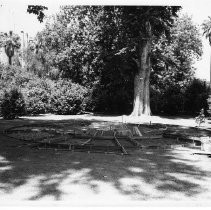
[0, 118, 211, 203]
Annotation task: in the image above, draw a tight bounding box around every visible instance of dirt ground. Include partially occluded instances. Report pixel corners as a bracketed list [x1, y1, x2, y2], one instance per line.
[0, 114, 211, 206]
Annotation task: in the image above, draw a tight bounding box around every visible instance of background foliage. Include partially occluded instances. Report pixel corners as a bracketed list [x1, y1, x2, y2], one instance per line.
[0, 86, 26, 119]
[0, 6, 209, 117]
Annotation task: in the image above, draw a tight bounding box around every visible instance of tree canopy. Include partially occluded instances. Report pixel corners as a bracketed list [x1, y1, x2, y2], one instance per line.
[151, 15, 203, 89]
[24, 6, 204, 115]
[27, 5, 48, 22]
[0, 31, 21, 48]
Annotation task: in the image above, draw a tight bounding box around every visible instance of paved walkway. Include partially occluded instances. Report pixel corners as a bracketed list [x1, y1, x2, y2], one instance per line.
[17, 113, 211, 128]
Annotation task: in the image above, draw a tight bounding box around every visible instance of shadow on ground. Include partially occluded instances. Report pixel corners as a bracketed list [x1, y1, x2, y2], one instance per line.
[0, 117, 211, 203]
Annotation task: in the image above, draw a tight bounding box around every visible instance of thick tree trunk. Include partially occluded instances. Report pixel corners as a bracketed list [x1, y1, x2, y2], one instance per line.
[130, 38, 152, 117]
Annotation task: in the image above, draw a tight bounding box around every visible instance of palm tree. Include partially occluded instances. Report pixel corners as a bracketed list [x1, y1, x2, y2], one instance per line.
[202, 17, 211, 44]
[202, 17, 211, 85]
[202, 17, 211, 114]
[4, 31, 21, 65]
[202, 17, 211, 82]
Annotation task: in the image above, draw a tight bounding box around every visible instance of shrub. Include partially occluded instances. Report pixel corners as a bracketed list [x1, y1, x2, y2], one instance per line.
[0, 86, 26, 119]
[0, 64, 90, 116]
[184, 79, 209, 115]
[81, 89, 97, 112]
[150, 79, 209, 116]
[13, 68, 35, 87]
[22, 78, 52, 115]
[49, 79, 88, 115]
[0, 64, 34, 88]
[150, 85, 185, 115]
[90, 81, 133, 115]
[150, 87, 163, 115]
[22, 78, 88, 115]
[48, 67, 60, 80]
[162, 92, 184, 115]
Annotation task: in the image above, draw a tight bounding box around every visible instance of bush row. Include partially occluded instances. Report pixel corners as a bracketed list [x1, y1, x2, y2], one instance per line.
[0, 65, 88, 119]
[0, 64, 209, 118]
[22, 78, 88, 115]
[150, 79, 209, 116]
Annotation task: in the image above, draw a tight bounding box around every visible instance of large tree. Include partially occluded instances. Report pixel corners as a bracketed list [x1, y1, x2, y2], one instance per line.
[96, 13, 202, 115]
[100, 6, 181, 116]
[33, 6, 181, 116]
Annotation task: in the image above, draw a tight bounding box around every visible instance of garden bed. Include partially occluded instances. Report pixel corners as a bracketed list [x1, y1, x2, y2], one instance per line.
[2, 121, 211, 155]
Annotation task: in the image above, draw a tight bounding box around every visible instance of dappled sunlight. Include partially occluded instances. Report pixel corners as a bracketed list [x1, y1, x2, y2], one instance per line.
[0, 145, 211, 203]
[0, 1, 211, 205]
[0, 165, 13, 171]
[0, 118, 211, 204]
[0, 155, 11, 164]
[0, 155, 13, 172]
[7, 175, 46, 200]
[128, 167, 144, 173]
[165, 172, 208, 184]
[118, 177, 163, 199]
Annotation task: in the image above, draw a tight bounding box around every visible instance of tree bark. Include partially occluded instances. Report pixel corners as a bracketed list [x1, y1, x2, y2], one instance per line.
[130, 37, 152, 116]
